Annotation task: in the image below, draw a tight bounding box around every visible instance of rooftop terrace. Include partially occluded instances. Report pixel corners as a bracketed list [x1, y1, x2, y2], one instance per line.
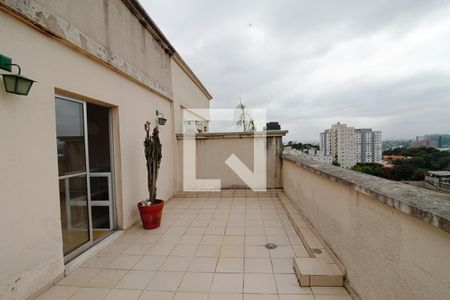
[37, 191, 351, 300]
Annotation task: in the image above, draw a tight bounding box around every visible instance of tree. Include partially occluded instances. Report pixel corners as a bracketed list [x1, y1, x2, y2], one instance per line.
[438, 156, 450, 169]
[351, 163, 384, 178]
[382, 146, 450, 180]
[413, 168, 426, 181]
[386, 165, 415, 181]
[284, 141, 320, 151]
[234, 99, 256, 132]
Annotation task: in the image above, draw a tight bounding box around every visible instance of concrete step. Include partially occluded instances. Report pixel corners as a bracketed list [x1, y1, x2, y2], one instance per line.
[276, 192, 347, 288]
[293, 257, 344, 287]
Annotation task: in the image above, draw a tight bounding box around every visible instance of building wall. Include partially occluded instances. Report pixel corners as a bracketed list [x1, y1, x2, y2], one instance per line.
[34, 0, 173, 97]
[171, 60, 210, 133]
[0, 3, 209, 299]
[355, 129, 382, 164]
[282, 157, 450, 300]
[373, 131, 382, 163]
[331, 123, 356, 168]
[319, 129, 331, 156]
[323, 123, 382, 167]
[170, 60, 211, 199]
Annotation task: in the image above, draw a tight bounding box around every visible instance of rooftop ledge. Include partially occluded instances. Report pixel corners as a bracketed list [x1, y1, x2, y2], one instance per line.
[176, 130, 288, 140]
[283, 154, 450, 233]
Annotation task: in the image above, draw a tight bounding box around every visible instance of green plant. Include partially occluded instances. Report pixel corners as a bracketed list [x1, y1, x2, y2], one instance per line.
[142, 121, 162, 205]
[234, 99, 255, 132]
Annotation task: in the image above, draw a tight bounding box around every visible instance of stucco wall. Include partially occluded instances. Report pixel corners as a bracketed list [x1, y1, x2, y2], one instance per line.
[177, 131, 286, 191]
[171, 60, 210, 133]
[0, 0, 174, 99]
[35, 0, 173, 95]
[282, 158, 450, 300]
[0, 10, 175, 299]
[170, 60, 211, 202]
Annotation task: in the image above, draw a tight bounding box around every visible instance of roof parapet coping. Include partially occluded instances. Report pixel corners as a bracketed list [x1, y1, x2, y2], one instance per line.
[123, 0, 213, 100]
[283, 154, 450, 233]
[176, 130, 288, 140]
[0, 0, 211, 101]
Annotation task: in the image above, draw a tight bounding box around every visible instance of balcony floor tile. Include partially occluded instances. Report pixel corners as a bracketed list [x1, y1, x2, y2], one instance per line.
[40, 192, 352, 299]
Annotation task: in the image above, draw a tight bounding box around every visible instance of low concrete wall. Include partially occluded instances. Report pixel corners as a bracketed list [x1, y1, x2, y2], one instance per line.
[282, 155, 450, 300]
[177, 131, 287, 190]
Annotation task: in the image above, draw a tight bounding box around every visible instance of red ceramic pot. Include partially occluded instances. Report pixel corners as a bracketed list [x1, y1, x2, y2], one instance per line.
[137, 200, 164, 229]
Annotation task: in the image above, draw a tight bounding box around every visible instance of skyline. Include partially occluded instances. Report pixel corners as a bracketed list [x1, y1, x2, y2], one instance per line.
[143, 0, 450, 141]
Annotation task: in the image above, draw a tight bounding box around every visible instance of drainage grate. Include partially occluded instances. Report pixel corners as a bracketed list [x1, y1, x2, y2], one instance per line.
[265, 243, 277, 249]
[312, 248, 322, 254]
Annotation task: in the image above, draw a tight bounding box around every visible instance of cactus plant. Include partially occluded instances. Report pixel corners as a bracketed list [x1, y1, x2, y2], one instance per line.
[142, 121, 162, 205]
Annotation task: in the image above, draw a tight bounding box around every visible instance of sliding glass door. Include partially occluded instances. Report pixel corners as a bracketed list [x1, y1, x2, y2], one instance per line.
[56, 98, 91, 257]
[55, 96, 115, 261]
[87, 103, 115, 242]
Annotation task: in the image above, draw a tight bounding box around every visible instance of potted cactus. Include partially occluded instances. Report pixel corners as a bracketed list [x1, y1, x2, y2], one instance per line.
[137, 121, 164, 229]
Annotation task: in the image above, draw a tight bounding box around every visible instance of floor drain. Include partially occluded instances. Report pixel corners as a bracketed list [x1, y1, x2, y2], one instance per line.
[312, 248, 322, 254]
[265, 243, 277, 249]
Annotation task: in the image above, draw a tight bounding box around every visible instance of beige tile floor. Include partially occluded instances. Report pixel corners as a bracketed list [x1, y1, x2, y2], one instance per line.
[38, 194, 352, 300]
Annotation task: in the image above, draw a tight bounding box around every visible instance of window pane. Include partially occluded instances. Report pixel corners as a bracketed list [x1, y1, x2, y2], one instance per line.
[55, 99, 86, 175]
[59, 176, 90, 255]
[87, 103, 111, 172]
[90, 176, 109, 201]
[91, 206, 110, 229]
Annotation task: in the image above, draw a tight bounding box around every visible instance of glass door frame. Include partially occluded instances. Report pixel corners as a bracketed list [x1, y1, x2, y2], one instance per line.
[90, 172, 115, 234]
[56, 94, 116, 263]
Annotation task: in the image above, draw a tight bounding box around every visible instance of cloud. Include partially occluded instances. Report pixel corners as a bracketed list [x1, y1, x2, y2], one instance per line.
[142, 0, 450, 141]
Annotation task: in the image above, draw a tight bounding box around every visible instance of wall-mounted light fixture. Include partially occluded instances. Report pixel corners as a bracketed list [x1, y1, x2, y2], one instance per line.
[156, 110, 167, 126]
[0, 54, 36, 96]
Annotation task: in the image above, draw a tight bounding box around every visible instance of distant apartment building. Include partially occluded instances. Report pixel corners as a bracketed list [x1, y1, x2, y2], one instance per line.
[425, 134, 450, 148]
[355, 129, 382, 164]
[284, 146, 332, 165]
[320, 129, 331, 157]
[329, 122, 357, 168]
[320, 123, 382, 168]
[410, 136, 438, 148]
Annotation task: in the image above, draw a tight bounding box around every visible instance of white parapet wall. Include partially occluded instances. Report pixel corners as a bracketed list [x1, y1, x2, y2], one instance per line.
[282, 154, 450, 300]
[176, 130, 287, 191]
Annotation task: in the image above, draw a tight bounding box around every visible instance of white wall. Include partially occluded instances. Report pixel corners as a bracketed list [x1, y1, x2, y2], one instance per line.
[170, 60, 211, 192]
[0, 9, 176, 299]
[34, 0, 173, 96]
[171, 60, 211, 133]
[177, 132, 286, 191]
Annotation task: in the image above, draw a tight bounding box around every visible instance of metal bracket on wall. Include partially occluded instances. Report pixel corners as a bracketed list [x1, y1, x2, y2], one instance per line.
[0, 54, 12, 72]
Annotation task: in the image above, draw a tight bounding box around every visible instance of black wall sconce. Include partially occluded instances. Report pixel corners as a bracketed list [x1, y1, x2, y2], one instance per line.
[156, 110, 167, 125]
[0, 54, 36, 96]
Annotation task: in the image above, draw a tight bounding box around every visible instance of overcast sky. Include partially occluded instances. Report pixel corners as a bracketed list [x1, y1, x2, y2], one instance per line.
[142, 0, 450, 142]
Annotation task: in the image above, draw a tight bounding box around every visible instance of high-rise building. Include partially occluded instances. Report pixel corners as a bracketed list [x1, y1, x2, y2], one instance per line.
[320, 123, 382, 168]
[330, 123, 357, 168]
[409, 136, 438, 148]
[320, 129, 331, 156]
[355, 129, 382, 164]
